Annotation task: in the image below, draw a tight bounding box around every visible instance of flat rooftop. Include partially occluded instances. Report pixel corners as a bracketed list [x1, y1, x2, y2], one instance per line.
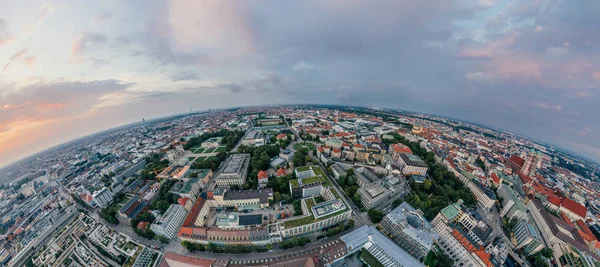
[312, 199, 346, 219]
[401, 153, 428, 167]
[222, 154, 249, 173]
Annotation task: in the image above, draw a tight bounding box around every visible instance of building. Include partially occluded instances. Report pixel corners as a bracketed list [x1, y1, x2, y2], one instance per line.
[119, 196, 149, 221]
[497, 185, 527, 221]
[341, 226, 423, 267]
[559, 198, 587, 222]
[397, 154, 428, 176]
[169, 178, 203, 200]
[389, 143, 413, 163]
[177, 189, 274, 246]
[241, 131, 265, 147]
[112, 159, 147, 183]
[468, 179, 496, 210]
[157, 165, 191, 180]
[150, 204, 188, 239]
[506, 155, 525, 173]
[214, 154, 250, 186]
[289, 167, 326, 198]
[279, 186, 352, 239]
[527, 198, 592, 258]
[212, 188, 274, 209]
[431, 200, 495, 267]
[357, 183, 390, 209]
[380, 202, 437, 260]
[257, 170, 268, 188]
[513, 219, 545, 256]
[91, 187, 113, 208]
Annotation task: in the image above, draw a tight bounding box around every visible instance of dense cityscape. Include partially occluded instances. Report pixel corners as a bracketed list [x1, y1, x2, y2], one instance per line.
[0, 105, 598, 267]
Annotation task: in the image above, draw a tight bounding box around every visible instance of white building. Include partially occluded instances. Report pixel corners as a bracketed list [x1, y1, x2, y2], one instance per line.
[397, 154, 428, 176]
[92, 187, 114, 208]
[150, 204, 188, 239]
[341, 226, 423, 267]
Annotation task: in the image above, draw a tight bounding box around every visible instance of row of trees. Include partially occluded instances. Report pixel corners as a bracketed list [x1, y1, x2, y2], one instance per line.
[149, 179, 180, 214]
[237, 144, 281, 189]
[140, 153, 169, 180]
[383, 132, 476, 220]
[181, 241, 269, 253]
[279, 236, 310, 249]
[337, 168, 365, 211]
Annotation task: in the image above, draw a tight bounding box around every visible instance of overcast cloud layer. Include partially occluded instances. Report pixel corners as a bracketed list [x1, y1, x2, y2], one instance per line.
[1, 0, 600, 166]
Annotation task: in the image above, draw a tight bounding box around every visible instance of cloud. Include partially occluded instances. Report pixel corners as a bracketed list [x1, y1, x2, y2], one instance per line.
[532, 101, 562, 111]
[0, 79, 133, 133]
[2, 48, 36, 72]
[0, 18, 13, 46]
[92, 12, 113, 24]
[167, 0, 255, 56]
[171, 70, 201, 82]
[292, 61, 318, 71]
[69, 33, 108, 63]
[465, 72, 495, 83]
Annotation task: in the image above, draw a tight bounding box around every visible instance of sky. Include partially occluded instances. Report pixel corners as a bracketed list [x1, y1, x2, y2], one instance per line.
[1, 0, 600, 166]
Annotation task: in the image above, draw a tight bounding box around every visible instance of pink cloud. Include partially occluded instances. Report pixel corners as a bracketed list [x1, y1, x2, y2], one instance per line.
[592, 71, 600, 81]
[36, 102, 66, 112]
[2, 48, 33, 72]
[491, 56, 542, 80]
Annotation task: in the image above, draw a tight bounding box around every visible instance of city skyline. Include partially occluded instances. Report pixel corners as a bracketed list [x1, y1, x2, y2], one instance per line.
[2, 0, 600, 166]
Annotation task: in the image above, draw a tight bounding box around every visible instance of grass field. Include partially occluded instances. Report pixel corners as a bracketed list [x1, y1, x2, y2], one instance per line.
[204, 147, 217, 153]
[214, 146, 227, 153]
[194, 157, 207, 163]
[205, 156, 217, 161]
[189, 146, 202, 152]
[188, 157, 196, 162]
[193, 147, 205, 154]
[293, 142, 317, 151]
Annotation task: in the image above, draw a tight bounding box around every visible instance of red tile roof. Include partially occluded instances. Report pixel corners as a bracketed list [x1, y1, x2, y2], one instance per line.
[490, 173, 500, 185]
[391, 143, 413, 154]
[576, 220, 595, 238]
[560, 212, 575, 227]
[561, 198, 587, 219]
[178, 198, 189, 206]
[547, 196, 561, 207]
[276, 168, 287, 177]
[137, 221, 149, 229]
[258, 170, 268, 180]
[508, 155, 525, 168]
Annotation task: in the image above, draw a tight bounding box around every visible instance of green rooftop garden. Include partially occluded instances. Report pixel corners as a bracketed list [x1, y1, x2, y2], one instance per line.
[289, 175, 326, 188]
[305, 198, 315, 211]
[283, 203, 348, 228]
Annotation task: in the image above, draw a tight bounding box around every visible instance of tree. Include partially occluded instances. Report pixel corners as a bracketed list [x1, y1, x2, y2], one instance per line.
[392, 198, 403, 209]
[540, 248, 553, 258]
[423, 180, 432, 190]
[155, 235, 170, 244]
[368, 209, 384, 223]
